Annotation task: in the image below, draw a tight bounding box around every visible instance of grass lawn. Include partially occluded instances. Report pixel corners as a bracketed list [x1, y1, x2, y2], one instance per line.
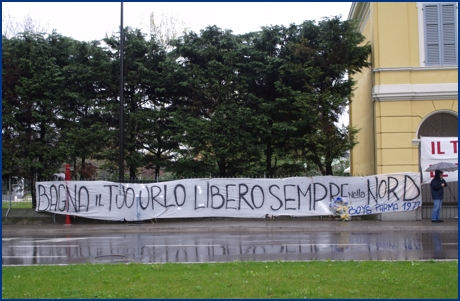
[2, 260, 457, 299]
[2, 195, 33, 209]
[1, 202, 32, 209]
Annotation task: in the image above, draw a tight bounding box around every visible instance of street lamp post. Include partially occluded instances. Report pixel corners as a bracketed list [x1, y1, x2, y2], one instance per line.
[119, 2, 124, 183]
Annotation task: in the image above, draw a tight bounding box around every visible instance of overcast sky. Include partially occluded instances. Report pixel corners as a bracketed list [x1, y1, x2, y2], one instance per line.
[2, 2, 353, 41]
[2, 2, 352, 125]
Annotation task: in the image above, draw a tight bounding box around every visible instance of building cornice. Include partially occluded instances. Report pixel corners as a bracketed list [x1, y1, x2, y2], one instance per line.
[348, 2, 370, 32]
[372, 83, 458, 101]
[373, 66, 458, 72]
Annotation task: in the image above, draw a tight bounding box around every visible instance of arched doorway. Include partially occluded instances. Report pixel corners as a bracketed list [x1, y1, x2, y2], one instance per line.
[418, 111, 458, 219]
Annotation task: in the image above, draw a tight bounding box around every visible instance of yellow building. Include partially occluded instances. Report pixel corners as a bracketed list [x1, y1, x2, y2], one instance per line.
[348, 2, 458, 220]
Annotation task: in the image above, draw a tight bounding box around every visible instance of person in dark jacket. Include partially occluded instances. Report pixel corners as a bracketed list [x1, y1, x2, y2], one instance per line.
[430, 169, 447, 223]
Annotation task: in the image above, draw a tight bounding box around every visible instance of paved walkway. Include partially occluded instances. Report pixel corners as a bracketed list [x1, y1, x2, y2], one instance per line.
[2, 219, 458, 236]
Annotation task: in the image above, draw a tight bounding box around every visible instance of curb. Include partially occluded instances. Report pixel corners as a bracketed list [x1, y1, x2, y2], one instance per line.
[2, 220, 458, 236]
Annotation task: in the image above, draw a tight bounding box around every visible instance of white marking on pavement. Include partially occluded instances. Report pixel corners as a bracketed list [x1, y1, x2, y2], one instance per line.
[286, 244, 368, 246]
[21, 238, 89, 243]
[2, 256, 67, 258]
[9, 245, 79, 248]
[145, 245, 222, 247]
[21, 237, 123, 243]
[442, 243, 458, 245]
[145, 244, 368, 247]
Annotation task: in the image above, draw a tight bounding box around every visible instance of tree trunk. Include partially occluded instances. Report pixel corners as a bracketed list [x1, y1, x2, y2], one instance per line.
[218, 157, 227, 177]
[266, 142, 273, 177]
[129, 165, 137, 180]
[154, 165, 160, 181]
[80, 157, 86, 180]
[325, 164, 333, 176]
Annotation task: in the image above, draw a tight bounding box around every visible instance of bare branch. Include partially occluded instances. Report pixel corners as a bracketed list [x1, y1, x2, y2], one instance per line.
[2, 12, 49, 38]
[149, 11, 190, 49]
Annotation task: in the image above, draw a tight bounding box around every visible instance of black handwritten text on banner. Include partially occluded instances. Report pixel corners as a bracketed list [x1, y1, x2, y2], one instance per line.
[36, 173, 422, 221]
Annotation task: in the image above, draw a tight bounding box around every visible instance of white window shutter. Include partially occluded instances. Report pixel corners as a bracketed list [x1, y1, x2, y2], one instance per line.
[424, 4, 441, 65]
[424, 3, 457, 66]
[441, 4, 457, 65]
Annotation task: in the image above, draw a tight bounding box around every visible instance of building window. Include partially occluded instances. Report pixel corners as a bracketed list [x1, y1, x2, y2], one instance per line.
[417, 112, 458, 138]
[423, 3, 457, 66]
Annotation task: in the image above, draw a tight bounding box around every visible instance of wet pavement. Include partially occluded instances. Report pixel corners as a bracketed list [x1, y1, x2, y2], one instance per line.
[2, 218, 458, 235]
[2, 219, 458, 266]
[2, 231, 458, 266]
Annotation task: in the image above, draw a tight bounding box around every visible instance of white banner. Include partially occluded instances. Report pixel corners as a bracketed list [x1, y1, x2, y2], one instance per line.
[420, 136, 458, 183]
[36, 173, 422, 221]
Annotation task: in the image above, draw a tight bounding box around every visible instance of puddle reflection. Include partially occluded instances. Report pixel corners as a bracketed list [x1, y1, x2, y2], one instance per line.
[2, 231, 457, 265]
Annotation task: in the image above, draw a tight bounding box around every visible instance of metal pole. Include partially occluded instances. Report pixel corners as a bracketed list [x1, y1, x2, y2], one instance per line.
[5, 177, 12, 223]
[65, 164, 72, 225]
[9, 177, 12, 208]
[119, 2, 124, 183]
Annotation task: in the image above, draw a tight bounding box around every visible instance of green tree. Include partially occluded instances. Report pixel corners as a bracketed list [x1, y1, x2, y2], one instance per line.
[169, 26, 263, 177]
[240, 25, 313, 177]
[56, 38, 113, 179]
[278, 17, 370, 175]
[2, 16, 371, 188]
[2, 32, 71, 205]
[103, 27, 169, 180]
